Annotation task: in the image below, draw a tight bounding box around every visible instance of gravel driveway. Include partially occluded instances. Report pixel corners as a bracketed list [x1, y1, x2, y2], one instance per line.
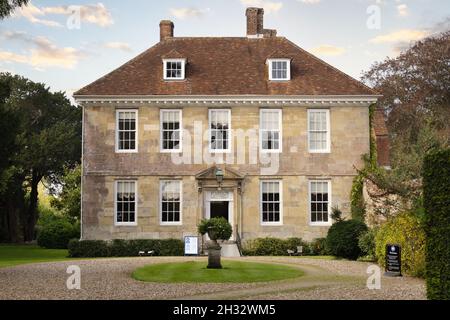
[0, 256, 426, 300]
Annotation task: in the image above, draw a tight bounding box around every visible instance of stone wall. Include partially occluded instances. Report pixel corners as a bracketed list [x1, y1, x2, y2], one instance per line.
[82, 103, 370, 241]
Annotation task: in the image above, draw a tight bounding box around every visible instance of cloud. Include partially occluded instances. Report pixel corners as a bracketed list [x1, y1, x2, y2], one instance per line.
[13, 2, 63, 27]
[298, 0, 321, 4]
[310, 45, 346, 56]
[104, 42, 132, 52]
[0, 31, 84, 69]
[369, 29, 429, 43]
[397, 4, 408, 17]
[169, 7, 210, 19]
[13, 1, 113, 28]
[240, 0, 283, 14]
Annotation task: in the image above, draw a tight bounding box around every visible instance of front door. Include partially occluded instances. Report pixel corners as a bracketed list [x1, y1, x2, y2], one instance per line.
[204, 191, 234, 240]
[210, 201, 229, 221]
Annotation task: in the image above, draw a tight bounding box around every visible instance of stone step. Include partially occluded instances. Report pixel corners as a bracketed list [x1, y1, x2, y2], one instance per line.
[220, 243, 241, 257]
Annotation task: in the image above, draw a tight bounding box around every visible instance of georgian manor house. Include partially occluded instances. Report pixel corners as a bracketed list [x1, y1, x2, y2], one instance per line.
[74, 8, 388, 245]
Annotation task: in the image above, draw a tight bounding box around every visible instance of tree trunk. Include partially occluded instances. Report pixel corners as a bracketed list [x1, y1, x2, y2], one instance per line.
[6, 201, 18, 243]
[23, 170, 41, 242]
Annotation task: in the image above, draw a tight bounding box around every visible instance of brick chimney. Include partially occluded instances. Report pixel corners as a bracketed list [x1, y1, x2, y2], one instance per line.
[246, 7, 276, 38]
[160, 20, 174, 41]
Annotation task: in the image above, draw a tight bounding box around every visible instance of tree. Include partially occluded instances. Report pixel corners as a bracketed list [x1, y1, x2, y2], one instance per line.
[359, 31, 449, 215]
[0, 73, 81, 242]
[0, 0, 28, 19]
[50, 165, 81, 223]
[362, 31, 450, 149]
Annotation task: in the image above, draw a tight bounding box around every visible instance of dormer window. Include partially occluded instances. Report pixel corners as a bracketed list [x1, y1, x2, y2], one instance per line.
[267, 59, 291, 81]
[163, 59, 186, 80]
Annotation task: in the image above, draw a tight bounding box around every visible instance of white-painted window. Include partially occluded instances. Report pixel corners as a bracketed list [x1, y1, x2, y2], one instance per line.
[163, 59, 185, 80]
[309, 181, 332, 226]
[115, 181, 137, 226]
[209, 109, 231, 152]
[261, 181, 283, 225]
[268, 59, 291, 81]
[260, 109, 282, 152]
[308, 109, 330, 153]
[160, 109, 182, 152]
[160, 180, 182, 225]
[116, 110, 138, 153]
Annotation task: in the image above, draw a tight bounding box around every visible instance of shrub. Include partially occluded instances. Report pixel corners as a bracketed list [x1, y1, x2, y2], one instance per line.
[242, 237, 311, 256]
[310, 238, 328, 256]
[37, 219, 79, 249]
[358, 228, 377, 261]
[326, 220, 368, 260]
[68, 239, 109, 257]
[198, 217, 232, 241]
[423, 148, 450, 299]
[375, 212, 425, 277]
[68, 239, 184, 258]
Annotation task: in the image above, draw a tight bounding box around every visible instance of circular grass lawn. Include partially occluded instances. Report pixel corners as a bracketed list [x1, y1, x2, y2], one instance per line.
[132, 260, 304, 283]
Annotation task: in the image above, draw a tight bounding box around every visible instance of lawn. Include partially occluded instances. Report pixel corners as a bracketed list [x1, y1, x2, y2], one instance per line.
[0, 245, 73, 268]
[132, 260, 305, 283]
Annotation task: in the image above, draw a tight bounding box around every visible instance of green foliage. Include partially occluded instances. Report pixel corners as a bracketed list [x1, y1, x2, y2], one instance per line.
[326, 220, 368, 260]
[242, 237, 310, 256]
[309, 238, 328, 256]
[358, 228, 377, 261]
[375, 212, 425, 277]
[36, 209, 79, 249]
[197, 217, 232, 241]
[369, 103, 378, 167]
[68, 239, 184, 258]
[0, 0, 29, 19]
[423, 148, 450, 299]
[0, 73, 82, 242]
[50, 165, 81, 223]
[68, 239, 109, 258]
[331, 206, 345, 222]
[350, 173, 366, 221]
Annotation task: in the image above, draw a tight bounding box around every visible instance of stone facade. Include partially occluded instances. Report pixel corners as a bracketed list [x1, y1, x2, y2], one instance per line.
[81, 103, 370, 242]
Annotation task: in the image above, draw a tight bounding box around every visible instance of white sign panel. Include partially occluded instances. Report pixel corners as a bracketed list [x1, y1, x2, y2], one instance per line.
[184, 236, 199, 255]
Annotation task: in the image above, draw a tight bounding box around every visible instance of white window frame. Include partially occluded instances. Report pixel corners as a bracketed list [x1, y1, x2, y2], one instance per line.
[114, 180, 138, 226]
[115, 109, 138, 153]
[260, 109, 282, 153]
[308, 180, 332, 227]
[208, 109, 232, 154]
[267, 59, 291, 81]
[307, 109, 331, 153]
[160, 109, 183, 153]
[163, 58, 186, 80]
[260, 180, 283, 226]
[159, 180, 183, 226]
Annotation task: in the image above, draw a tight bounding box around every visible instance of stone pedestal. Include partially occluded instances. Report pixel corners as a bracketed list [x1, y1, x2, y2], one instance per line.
[207, 241, 222, 269]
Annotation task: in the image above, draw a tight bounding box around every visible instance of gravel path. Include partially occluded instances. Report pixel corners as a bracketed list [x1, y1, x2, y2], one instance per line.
[0, 256, 426, 300]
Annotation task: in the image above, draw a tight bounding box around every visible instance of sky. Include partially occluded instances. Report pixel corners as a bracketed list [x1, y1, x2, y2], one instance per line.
[0, 0, 449, 102]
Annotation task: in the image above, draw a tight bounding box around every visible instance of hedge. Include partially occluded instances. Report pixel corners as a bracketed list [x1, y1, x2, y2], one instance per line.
[423, 149, 450, 300]
[375, 212, 425, 277]
[242, 237, 311, 256]
[68, 239, 184, 258]
[326, 220, 368, 260]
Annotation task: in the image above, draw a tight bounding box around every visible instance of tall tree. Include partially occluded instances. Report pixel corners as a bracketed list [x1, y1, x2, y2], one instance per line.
[362, 31, 450, 150]
[0, 73, 81, 241]
[0, 0, 28, 19]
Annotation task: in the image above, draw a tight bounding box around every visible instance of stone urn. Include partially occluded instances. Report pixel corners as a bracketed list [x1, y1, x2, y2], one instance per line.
[207, 226, 222, 269]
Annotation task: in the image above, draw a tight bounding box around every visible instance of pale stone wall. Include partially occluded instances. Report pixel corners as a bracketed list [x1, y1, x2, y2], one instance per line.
[82, 103, 370, 241]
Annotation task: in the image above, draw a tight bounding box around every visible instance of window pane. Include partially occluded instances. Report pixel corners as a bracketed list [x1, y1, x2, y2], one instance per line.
[161, 181, 181, 223]
[116, 181, 136, 223]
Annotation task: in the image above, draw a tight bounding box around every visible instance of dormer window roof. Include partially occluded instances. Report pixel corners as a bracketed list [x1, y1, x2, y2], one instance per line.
[162, 50, 186, 80]
[267, 58, 291, 81]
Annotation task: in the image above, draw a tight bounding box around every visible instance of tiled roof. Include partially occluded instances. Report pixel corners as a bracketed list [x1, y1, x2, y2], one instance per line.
[74, 37, 377, 96]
